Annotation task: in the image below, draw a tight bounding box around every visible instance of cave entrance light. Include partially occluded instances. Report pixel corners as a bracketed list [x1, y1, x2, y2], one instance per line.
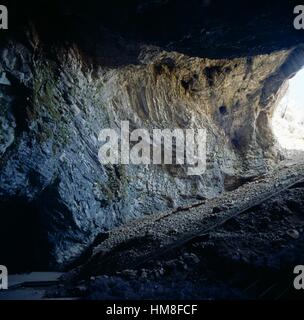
[272, 67, 304, 150]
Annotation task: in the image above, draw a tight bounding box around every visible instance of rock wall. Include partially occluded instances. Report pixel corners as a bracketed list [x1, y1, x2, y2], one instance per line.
[0, 32, 303, 269]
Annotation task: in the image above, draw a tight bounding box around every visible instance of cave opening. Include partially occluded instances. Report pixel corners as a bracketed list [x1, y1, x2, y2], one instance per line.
[271, 67, 304, 151]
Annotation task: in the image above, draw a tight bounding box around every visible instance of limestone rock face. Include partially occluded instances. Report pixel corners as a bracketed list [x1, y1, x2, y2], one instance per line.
[0, 26, 303, 268]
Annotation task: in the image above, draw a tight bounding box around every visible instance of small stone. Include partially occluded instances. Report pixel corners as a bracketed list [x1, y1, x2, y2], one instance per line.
[187, 253, 200, 264]
[140, 270, 148, 279]
[121, 269, 137, 278]
[0, 72, 11, 86]
[169, 228, 178, 235]
[287, 229, 299, 239]
[212, 206, 222, 213]
[178, 259, 188, 270]
[158, 267, 165, 276]
[75, 285, 87, 293]
[146, 229, 153, 236]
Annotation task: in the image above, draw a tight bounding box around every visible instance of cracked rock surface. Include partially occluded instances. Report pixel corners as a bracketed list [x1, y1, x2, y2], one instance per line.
[0, 0, 304, 269]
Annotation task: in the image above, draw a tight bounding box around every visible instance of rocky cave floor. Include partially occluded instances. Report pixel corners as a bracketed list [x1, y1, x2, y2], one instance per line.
[2, 160, 304, 300]
[41, 160, 304, 300]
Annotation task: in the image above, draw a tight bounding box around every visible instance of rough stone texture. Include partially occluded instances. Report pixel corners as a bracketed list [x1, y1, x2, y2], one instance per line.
[0, 0, 304, 269]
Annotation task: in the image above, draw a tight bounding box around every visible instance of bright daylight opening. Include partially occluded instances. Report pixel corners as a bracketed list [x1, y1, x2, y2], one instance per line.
[272, 67, 304, 150]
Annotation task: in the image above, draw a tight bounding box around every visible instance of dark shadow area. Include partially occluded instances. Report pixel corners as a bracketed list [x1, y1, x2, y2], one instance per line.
[1, 0, 302, 65]
[0, 198, 50, 273]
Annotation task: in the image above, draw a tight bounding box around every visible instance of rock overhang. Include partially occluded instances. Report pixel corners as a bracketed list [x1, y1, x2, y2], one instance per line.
[0, 0, 304, 270]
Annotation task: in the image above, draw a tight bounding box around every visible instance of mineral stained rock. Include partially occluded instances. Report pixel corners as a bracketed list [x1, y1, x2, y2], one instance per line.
[0, 0, 304, 269]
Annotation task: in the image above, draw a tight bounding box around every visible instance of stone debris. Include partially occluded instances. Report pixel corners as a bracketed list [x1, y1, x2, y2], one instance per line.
[286, 229, 300, 239]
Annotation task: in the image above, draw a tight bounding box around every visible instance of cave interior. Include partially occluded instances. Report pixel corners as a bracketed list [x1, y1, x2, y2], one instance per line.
[0, 0, 304, 300]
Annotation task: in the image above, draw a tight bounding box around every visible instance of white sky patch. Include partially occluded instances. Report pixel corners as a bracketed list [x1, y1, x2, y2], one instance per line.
[272, 68, 304, 150]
